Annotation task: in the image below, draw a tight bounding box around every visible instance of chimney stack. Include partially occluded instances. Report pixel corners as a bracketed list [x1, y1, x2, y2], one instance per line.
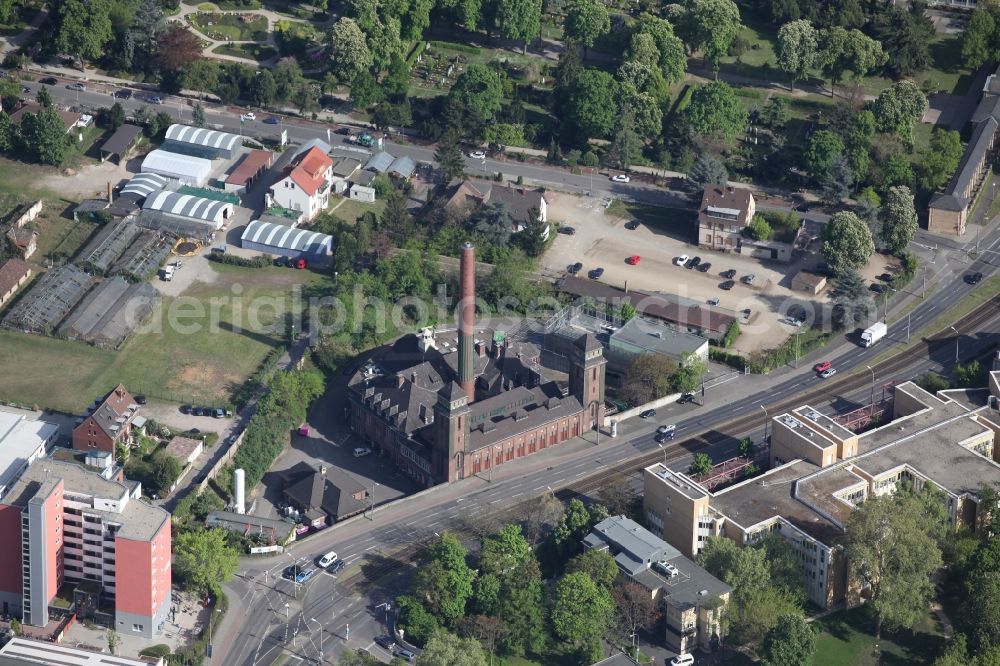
[458, 242, 476, 401]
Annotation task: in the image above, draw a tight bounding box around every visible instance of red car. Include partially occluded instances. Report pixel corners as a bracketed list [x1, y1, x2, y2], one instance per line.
[295, 257, 308, 269]
[813, 361, 832, 373]
[627, 255, 641, 265]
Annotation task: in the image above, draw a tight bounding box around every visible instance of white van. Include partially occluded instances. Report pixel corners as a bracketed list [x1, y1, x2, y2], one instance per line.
[670, 654, 695, 666]
[317, 551, 338, 568]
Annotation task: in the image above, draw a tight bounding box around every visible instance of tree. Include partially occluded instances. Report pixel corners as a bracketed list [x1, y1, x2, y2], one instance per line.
[55, 0, 113, 60]
[551, 572, 615, 649]
[561, 69, 618, 141]
[954, 360, 987, 389]
[155, 25, 202, 73]
[830, 268, 873, 328]
[614, 582, 659, 658]
[411, 533, 477, 625]
[552, 498, 603, 557]
[471, 201, 513, 247]
[683, 0, 742, 73]
[777, 20, 818, 90]
[522, 493, 564, 544]
[459, 615, 509, 664]
[746, 215, 772, 241]
[339, 648, 383, 665]
[151, 454, 182, 494]
[382, 187, 415, 242]
[371, 100, 412, 131]
[917, 128, 963, 193]
[963, 8, 996, 70]
[172, 528, 239, 596]
[686, 154, 728, 193]
[872, 3, 934, 78]
[607, 107, 641, 170]
[845, 492, 943, 645]
[397, 596, 441, 646]
[818, 26, 850, 91]
[449, 64, 503, 121]
[107, 630, 121, 656]
[686, 81, 747, 144]
[872, 81, 927, 148]
[738, 437, 754, 459]
[880, 185, 917, 255]
[192, 103, 205, 128]
[20, 108, 68, 166]
[367, 17, 403, 71]
[820, 154, 854, 204]
[350, 71, 385, 108]
[759, 96, 789, 130]
[805, 130, 844, 179]
[638, 14, 686, 84]
[435, 133, 465, 183]
[35, 87, 53, 109]
[250, 69, 277, 108]
[845, 29, 887, 83]
[496, 557, 546, 655]
[484, 123, 525, 149]
[479, 524, 531, 578]
[566, 549, 619, 589]
[495, 0, 542, 53]
[672, 351, 707, 394]
[760, 613, 815, 666]
[690, 452, 713, 476]
[106, 103, 126, 131]
[416, 630, 488, 666]
[597, 474, 638, 517]
[621, 352, 677, 405]
[328, 18, 373, 83]
[822, 211, 874, 276]
[626, 32, 661, 70]
[564, 0, 609, 56]
[404, 0, 435, 40]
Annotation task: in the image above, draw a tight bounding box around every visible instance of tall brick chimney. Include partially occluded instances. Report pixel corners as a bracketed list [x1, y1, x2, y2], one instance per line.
[458, 242, 476, 401]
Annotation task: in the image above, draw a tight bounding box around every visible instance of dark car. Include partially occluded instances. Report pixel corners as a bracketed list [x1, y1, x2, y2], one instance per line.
[263, 115, 280, 124]
[870, 283, 885, 293]
[687, 256, 701, 269]
[639, 409, 656, 419]
[966, 272, 984, 285]
[559, 226, 577, 235]
[588, 267, 605, 279]
[283, 565, 303, 580]
[180, 404, 192, 414]
[191, 407, 203, 416]
[213, 408, 225, 418]
[721, 268, 737, 279]
[335, 126, 351, 135]
[720, 280, 736, 290]
[697, 262, 712, 273]
[374, 635, 396, 650]
[568, 262, 583, 274]
[624, 220, 640, 230]
[113, 89, 132, 99]
[274, 256, 288, 267]
[39, 77, 57, 85]
[187, 428, 201, 435]
[655, 431, 675, 443]
[329, 559, 347, 573]
[878, 272, 894, 282]
[135, 394, 147, 405]
[677, 393, 695, 404]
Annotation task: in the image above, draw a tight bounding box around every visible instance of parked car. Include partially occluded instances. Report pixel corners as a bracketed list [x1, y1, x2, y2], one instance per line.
[670, 654, 695, 666]
[707, 297, 720, 306]
[742, 274, 756, 285]
[328, 559, 347, 573]
[263, 115, 280, 124]
[611, 174, 630, 183]
[135, 395, 147, 405]
[283, 565, 302, 580]
[240, 112, 256, 121]
[559, 226, 576, 235]
[720, 280, 735, 290]
[687, 256, 701, 269]
[697, 262, 711, 273]
[294, 568, 318, 584]
[655, 431, 675, 443]
[148, 95, 163, 104]
[469, 150, 486, 159]
[588, 267, 605, 279]
[213, 408, 225, 418]
[813, 361, 832, 373]
[180, 404, 192, 414]
[821, 368, 837, 379]
[966, 272, 984, 285]
[114, 89, 132, 99]
[396, 650, 416, 663]
[39, 77, 57, 85]
[294, 257, 308, 269]
[191, 407, 204, 416]
[675, 254, 689, 267]
[878, 272, 894, 282]
[721, 268, 737, 279]
[677, 393, 695, 404]
[657, 424, 677, 435]
[353, 447, 372, 457]
[624, 220, 640, 230]
[66, 82, 86, 91]
[639, 409, 656, 419]
[274, 256, 288, 267]
[568, 262, 583, 274]
[375, 635, 395, 650]
[870, 283, 885, 293]
[335, 126, 351, 135]
[782, 316, 803, 327]
[627, 255, 641, 265]
[317, 551, 338, 568]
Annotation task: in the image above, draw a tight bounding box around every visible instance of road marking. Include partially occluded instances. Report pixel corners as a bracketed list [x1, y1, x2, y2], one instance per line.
[533, 485, 546, 491]
[490, 498, 502, 504]
[366, 545, 378, 551]
[511, 492, 523, 498]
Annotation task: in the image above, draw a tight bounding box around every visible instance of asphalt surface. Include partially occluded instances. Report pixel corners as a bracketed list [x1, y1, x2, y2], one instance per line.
[31, 77, 1000, 665]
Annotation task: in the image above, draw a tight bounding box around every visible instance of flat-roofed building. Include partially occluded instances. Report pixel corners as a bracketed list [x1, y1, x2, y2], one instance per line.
[225, 149, 274, 194]
[0, 411, 59, 499]
[609, 316, 709, 364]
[141, 149, 213, 187]
[0, 636, 166, 665]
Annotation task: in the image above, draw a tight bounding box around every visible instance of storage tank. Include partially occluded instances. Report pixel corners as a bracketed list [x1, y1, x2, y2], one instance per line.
[234, 468, 245, 514]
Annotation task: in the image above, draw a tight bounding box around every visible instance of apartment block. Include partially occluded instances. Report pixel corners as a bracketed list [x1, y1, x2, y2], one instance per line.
[0, 459, 170, 638]
[644, 376, 1000, 609]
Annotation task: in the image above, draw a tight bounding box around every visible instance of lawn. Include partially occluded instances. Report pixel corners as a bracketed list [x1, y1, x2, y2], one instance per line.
[606, 200, 697, 239]
[30, 215, 98, 264]
[189, 12, 269, 41]
[409, 41, 548, 98]
[211, 43, 277, 61]
[0, 262, 324, 412]
[328, 196, 386, 225]
[812, 608, 947, 666]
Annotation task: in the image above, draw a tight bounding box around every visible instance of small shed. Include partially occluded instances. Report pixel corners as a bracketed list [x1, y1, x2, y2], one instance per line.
[349, 184, 376, 203]
[0, 258, 32, 308]
[364, 151, 394, 173]
[387, 155, 416, 180]
[164, 436, 204, 466]
[99, 124, 142, 164]
[791, 270, 828, 295]
[225, 149, 274, 194]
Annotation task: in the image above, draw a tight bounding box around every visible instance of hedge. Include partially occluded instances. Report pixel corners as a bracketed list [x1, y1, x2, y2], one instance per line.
[208, 252, 273, 268]
[710, 347, 748, 370]
[406, 40, 428, 66]
[719, 320, 740, 349]
[430, 40, 481, 54]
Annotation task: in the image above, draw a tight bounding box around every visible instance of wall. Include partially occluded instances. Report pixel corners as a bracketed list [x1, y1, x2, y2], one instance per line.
[114, 519, 172, 639]
[12, 201, 43, 229]
[643, 467, 709, 559]
[604, 392, 682, 427]
[196, 431, 246, 495]
[0, 504, 23, 615]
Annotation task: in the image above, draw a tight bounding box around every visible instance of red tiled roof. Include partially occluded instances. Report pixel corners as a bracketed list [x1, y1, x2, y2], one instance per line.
[0, 258, 31, 295]
[289, 147, 332, 196]
[226, 149, 273, 185]
[9, 101, 80, 132]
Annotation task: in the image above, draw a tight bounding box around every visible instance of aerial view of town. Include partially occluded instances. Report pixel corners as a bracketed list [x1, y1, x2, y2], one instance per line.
[0, 0, 997, 663]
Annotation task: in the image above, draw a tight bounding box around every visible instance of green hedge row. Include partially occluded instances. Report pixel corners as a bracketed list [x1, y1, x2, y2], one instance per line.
[430, 40, 481, 54]
[208, 252, 273, 268]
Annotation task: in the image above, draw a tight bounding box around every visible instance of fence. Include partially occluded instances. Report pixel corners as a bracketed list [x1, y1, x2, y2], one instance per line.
[604, 391, 683, 427]
[195, 430, 246, 495]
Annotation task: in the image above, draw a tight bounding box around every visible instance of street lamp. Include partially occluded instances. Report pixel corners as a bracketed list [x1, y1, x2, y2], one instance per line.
[865, 365, 876, 419]
[950, 326, 960, 364]
[285, 603, 290, 619]
[309, 617, 324, 662]
[368, 482, 379, 520]
[206, 608, 222, 659]
[760, 405, 769, 444]
[657, 442, 667, 466]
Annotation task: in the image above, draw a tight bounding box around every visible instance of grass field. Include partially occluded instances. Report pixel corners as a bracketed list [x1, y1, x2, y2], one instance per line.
[30, 216, 98, 264]
[813, 607, 946, 666]
[190, 12, 269, 41]
[211, 42, 277, 61]
[0, 262, 325, 412]
[328, 196, 386, 225]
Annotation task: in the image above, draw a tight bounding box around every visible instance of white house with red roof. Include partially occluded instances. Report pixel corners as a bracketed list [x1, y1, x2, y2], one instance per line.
[269, 146, 334, 221]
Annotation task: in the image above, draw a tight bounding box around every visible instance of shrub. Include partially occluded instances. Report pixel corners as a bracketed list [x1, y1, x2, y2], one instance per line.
[709, 347, 748, 370]
[719, 320, 740, 348]
[581, 151, 600, 167]
[429, 40, 481, 54]
[208, 253, 273, 268]
[406, 41, 427, 66]
[140, 645, 172, 658]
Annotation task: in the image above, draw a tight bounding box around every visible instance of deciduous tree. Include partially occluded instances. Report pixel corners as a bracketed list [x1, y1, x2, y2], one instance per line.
[172, 528, 239, 596]
[962, 8, 996, 70]
[686, 81, 747, 144]
[449, 64, 503, 121]
[566, 549, 619, 589]
[872, 80, 927, 148]
[880, 185, 917, 255]
[777, 20, 818, 90]
[613, 583, 659, 656]
[55, 0, 113, 61]
[551, 572, 615, 647]
[495, 0, 542, 53]
[805, 129, 844, 179]
[822, 211, 874, 276]
[416, 630, 488, 666]
[560, 68, 618, 141]
[564, 0, 610, 56]
[917, 127, 963, 193]
[621, 352, 677, 405]
[328, 18, 373, 83]
[682, 0, 742, 73]
[411, 533, 477, 625]
[156, 24, 201, 73]
[690, 452, 713, 476]
[760, 613, 815, 666]
[637, 14, 686, 84]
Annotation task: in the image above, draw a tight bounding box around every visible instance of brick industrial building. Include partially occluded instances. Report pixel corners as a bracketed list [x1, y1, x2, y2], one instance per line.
[0, 459, 170, 638]
[72, 384, 141, 453]
[644, 376, 1000, 609]
[348, 243, 606, 486]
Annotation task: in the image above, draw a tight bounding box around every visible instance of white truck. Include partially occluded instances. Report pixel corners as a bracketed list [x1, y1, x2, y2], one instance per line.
[161, 265, 175, 281]
[860, 321, 887, 348]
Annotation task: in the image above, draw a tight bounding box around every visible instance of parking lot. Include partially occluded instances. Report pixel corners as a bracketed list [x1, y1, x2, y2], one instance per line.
[541, 192, 895, 355]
